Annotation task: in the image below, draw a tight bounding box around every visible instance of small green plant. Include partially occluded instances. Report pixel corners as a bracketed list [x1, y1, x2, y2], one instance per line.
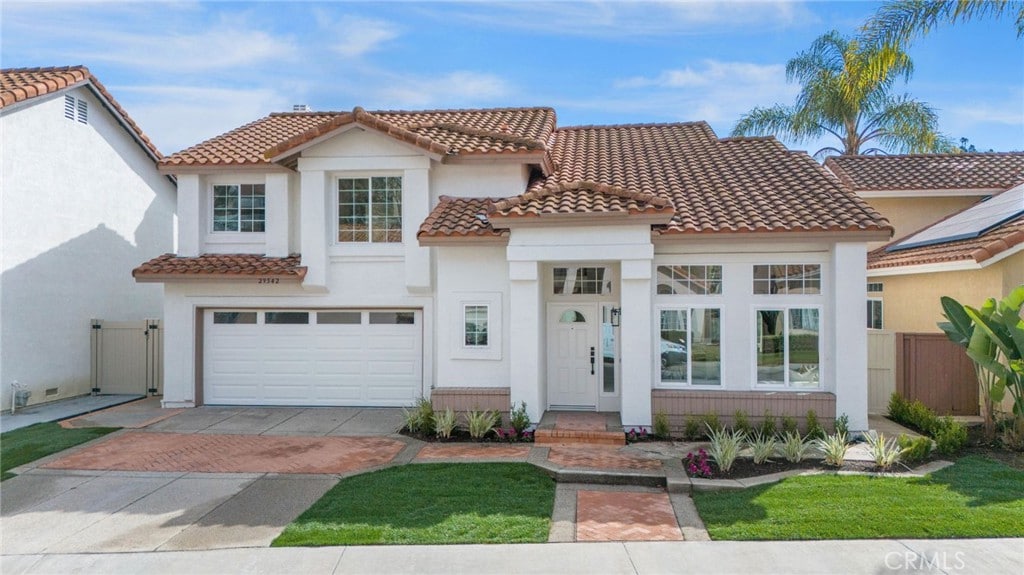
[804, 410, 824, 439]
[781, 415, 798, 437]
[759, 410, 777, 438]
[835, 413, 850, 436]
[402, 397, 435, 434]
[509, 401, 531, 435]
[866, 432, 902, 470]
[653, 410, 671, 439]
[888, 392, 910, 423]
[702, 412, 723, 438]
[816, 432, 849, 467]
[999, 418, 1024, 452]
[748, 432, 777, 464]
[706, 425, 745, 473]
[733, 410, 753, 436]
[779, 431, 813, 463]
[898, 434, 933, 463]
[934, 417, 968, 455]
[433, 408, 458, 439]
[684, 417, 701, 441]
[465, 409, 499, 440]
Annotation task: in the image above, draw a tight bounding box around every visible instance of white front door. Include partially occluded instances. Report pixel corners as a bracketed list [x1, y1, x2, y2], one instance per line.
[547, 303, 599, 409]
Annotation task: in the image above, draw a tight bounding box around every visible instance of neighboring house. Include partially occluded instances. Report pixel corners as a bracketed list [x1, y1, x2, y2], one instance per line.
[134, 106, 890, 431]
[825, 153, 1024, 333]
[0, 66, 176, 408]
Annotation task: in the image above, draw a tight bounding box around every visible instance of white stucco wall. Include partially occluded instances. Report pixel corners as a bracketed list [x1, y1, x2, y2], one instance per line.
[430, 163, 528, 201]
[0, 86, 176, 407]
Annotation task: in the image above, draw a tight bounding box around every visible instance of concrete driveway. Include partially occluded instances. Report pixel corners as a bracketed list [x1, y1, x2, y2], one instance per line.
[1, 405, 414, 553]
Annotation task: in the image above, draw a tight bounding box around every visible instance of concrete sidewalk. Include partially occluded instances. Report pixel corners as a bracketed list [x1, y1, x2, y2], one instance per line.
[3, 539, 1021, 574]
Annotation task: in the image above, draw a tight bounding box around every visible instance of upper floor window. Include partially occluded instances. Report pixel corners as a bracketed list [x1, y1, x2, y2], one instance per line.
[867, 299, 883, 330]
[867, 282, 883, 293]
[338, 177, 402, 243]
[657, 265, 723, 295]
[753, 264, 821, 295]
[213, 184, 265, 232]
[64, 94, 87, 124]
[553, 266, 611, 295]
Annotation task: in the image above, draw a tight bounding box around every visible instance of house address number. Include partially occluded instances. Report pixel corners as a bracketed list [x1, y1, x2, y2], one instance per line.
[257, 278, 279, 284]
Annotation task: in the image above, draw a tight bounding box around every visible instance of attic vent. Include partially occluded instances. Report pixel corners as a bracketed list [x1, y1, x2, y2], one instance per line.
[45, 387, 59, 397]
[293, 104, 312, 112]
[64, 95, 87, 123]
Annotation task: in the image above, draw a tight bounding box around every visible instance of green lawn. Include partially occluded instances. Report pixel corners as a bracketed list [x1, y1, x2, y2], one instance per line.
[1, 422, 119, 481]
[273, 463, 555, 546]
[693, 456, 1024, 540]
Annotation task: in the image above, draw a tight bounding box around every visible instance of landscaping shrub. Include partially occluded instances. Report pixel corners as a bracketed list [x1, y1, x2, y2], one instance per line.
[804, 410, 824, 439]
[403, 397, 435, 434]
[888, 392, 910, 423]
[866, 432, 902, 470]
[702, 412, 723, 438]
[898, 434, 933, 463]
[759, 410, 777, 438]
[835, 413, 850, 437]
[934, 417, 968, 455]
[685, 449, 713, 478]
[999, 418, 1024, 452]
[816, 432, 849, 467]
[706, 425, 745, 473]
[465, 410, 499, 440]
[779, 431, 813, 463]
[887, 393, 968, 455]
[748, 432, 777, 464]
[781, 415, 798, 437]
[653, 410, 671, 439]
[509, 401, 531, 435]
[434, 408, 458, 439]
[733, 410, 752, 436]
[684, 417, 701, 441]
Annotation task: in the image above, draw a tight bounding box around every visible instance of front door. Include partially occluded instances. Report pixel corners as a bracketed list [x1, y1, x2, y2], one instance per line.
[547, 303, 599, 410]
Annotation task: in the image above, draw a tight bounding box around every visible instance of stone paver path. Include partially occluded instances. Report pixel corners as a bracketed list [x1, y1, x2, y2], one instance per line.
[548, 447, 662, 471]
[575, 490, 683, 542]
[414, 444, 530, 461]
[41, 432, 405, 474]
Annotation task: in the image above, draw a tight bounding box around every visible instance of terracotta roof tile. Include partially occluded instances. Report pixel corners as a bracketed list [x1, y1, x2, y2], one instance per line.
[164, 106, 557, 167]
[825, 153, 1024, 192]
[133, 254, 306, 280]
[418, 197, 507, 240]
[489, 181, 674, 219]
[1, 65, 162, 159]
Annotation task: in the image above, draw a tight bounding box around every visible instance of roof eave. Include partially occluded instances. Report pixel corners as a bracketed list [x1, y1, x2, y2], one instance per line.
[654, 228, 894, 243]
[266, 121, 446, 163]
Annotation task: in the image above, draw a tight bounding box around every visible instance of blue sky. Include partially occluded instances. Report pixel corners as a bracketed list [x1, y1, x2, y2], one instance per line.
[3, 1, 1022, 157]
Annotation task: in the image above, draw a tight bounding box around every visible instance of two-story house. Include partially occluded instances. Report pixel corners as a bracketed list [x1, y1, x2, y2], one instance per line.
[135, 106, 891, 431]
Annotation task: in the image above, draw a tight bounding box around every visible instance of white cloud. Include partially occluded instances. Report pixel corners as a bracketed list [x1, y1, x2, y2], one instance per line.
[373, 71, 511, 109]
[331, 16, 400, 57]
[110, 85, 291, 153]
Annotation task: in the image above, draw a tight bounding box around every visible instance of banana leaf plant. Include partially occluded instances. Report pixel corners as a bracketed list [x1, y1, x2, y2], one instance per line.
[940, 285, 1024, 433]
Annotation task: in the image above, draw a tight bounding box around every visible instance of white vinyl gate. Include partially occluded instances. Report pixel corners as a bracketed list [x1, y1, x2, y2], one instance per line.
[90, 319, 163, 396]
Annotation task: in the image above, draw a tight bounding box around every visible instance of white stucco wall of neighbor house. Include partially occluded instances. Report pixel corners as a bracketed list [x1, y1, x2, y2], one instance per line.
[0, 85, 176, 407]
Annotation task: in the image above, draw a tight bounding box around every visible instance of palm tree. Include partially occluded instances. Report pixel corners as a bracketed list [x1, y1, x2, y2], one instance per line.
[863, 0, 1024, 49]
[731, 31, 950, 158]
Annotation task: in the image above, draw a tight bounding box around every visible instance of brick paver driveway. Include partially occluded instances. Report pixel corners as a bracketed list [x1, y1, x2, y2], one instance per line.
[42, 432, 406, 474]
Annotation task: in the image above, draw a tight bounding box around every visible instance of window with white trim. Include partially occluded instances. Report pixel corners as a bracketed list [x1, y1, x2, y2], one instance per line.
[338, 176, 402, 243]
[657, 265, 723, 295]
[213, 184, 265, 232]
[755, 307, 820, 388]
[64, 94, 87, 123]
[464, 305, 489, 347]
[658, 307, 722, 386]
[553, 266, 611, 295]
[753, 264, 821, 295]
[867, 299, 883, 330]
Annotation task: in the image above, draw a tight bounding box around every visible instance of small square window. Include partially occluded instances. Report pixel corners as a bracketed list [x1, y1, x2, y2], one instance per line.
[213, 184, 265, 232]
[464, 305, 489, 347]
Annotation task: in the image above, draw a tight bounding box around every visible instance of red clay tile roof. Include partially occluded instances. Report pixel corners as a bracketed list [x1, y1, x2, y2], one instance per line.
[163, 106, 556, 168]
[133, 254, 306, 280]
[825, 153, 1024, 192]
[868, 215, 1024, 269]
[490, 181, 674, 219]
[418, 197, 508, 241]
[1, 65, 162, 159]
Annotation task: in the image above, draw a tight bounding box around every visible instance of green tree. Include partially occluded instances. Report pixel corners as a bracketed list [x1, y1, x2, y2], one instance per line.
[863, 0, 1024, 50]
[731, 31, 950, 158]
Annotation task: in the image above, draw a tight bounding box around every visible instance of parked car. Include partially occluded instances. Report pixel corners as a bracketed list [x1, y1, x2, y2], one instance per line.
[660, 338, 686, 368]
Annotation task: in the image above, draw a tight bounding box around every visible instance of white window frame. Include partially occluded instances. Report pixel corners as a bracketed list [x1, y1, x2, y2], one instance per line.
[451, 292, 502, 360]
[210, 184, 267, 233]
[752, 305, 823, 390]
[462, 304, 490, 349]
[655, 264, 724, 296]
[752, 263, 822, 295]
[334, 175, 404, 245]
[655, 305, 723, 389]
[867, 298, 884, 330]
[551, 265, 614, 297]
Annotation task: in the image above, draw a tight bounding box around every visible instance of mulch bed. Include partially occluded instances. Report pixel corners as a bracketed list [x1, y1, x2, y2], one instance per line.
[694, 457, 939, 480]
[400, 428, 534, 444]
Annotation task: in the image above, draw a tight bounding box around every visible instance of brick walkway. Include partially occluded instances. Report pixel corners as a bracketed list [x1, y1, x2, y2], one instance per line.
[548, 447, 662, 471]
[414, 444, 531, 461]
[41, 432, 405, 474]
[554, 412, 607, 431]
[575, 490, 683, 541]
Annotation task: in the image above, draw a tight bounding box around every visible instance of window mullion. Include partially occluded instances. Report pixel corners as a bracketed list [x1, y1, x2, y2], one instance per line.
[783, 308, 791, 388]
[686, 308, 692, 386]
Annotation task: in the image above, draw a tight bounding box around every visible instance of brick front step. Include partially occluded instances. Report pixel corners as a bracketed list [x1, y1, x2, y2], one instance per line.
[534, 429, 625, 447]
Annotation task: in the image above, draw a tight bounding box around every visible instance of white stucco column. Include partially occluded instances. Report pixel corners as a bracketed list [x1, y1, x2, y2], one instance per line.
[832, 242, 869, 431]
[264, 172, 290, 257]
[509, 260, 543, 422]
[404, 167, 431, 291]
[176, 174, 201, 257]
[620, 258, 653, 428]
[160, 286, 195, 408]
[299, 170, 327, 287]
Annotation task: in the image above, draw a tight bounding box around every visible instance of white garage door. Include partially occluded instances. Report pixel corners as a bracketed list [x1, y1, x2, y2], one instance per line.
[203, 309, 422, 406]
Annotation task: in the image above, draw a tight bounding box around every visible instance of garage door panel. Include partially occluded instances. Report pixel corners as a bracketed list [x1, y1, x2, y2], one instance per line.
[204, 309, 422, 407]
